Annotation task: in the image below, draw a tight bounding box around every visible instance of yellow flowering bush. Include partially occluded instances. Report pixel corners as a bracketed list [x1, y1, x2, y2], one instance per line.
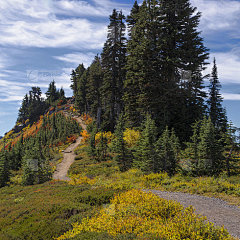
[95, 131, 113, 144]
[123, 128, 140, 147]
[68, 175, 96, 186]
[56, 190, 232, 240]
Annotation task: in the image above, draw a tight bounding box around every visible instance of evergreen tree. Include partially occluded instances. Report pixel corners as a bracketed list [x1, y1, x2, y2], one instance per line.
[76, 69, 88, 113]
[74, 64, 86, 111]
[46, 81, 58, 105]
[101, 9, 127, 131]
[133, 115, 158, 173]
[96, 132, 108, 162]
[71, 64, 85, 96]
[59, 87, 65, 100]
[124, 0, 209, 140]
[155, 127, 180, 175]
[18, 94, 29, 122]
[0, 150, 9, 187]
[86, 56, 103, 127]
[22, 140, 51, 186]
[126, 0, 139, 38]
[112, 114, 132, 171]
[186, 117, 224, 176]
[208, 58, 227, 132]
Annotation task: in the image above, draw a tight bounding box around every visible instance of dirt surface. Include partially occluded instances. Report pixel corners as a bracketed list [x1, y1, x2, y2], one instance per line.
[146, 190, 240, 239]
[53, 114, 86, 181]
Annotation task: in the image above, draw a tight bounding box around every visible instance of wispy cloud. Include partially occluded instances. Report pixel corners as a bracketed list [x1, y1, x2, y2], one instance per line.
[192, 0, 240, 34]
[208, 49, 240, 84]
[0, 0, 131, 49]
[223, 93, 240, 101]
[54, 52, 96, 67]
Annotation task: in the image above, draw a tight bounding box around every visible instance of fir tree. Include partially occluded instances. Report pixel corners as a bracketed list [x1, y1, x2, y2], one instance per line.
[74, 64, 86, 111]
[126, 0, 139, 38]
[101, 9, 127, 131]
[155, 127, 180, 175]
[133, 115, 158, 173]
[124, 0, 209, 140]
[208, 58, 227, 132]
[112, 114, 132, 171]
[46, 81, 59, 105]
[86, 56, 103, 127]
[195, 117, 224, 175]
[0, 150, 9, 187]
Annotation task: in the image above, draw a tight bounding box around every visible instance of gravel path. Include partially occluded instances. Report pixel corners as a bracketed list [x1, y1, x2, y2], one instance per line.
[146, 190, 240, 239]
[53, 114, 86, 181]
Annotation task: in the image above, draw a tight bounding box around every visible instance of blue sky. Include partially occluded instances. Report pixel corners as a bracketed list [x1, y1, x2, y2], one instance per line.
[0, 0, 240, 136]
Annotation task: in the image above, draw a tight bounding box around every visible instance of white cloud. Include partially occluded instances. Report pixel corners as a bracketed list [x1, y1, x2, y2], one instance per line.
[0, 0, 130, 49]
[222, 93, 240, 101]
[54, 52, 96, 67]
[0, 96, 24, 102]
[191, 0, 240, 34]
[0, 18, 107, 49]
[208, 50, 240, 84]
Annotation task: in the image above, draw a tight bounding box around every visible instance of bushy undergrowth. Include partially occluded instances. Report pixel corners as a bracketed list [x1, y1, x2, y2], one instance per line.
[57, 190, 232, 240]
[0, 182, 118, 240]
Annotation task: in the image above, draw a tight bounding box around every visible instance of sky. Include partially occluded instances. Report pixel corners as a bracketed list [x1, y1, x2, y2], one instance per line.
[0, 0, 240, 136]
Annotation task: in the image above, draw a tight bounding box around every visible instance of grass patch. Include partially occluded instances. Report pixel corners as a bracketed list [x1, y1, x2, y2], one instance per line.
[0, 182, 117, 240]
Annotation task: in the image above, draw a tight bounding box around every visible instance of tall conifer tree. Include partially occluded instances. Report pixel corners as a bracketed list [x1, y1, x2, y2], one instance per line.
[101, 9, 127, 131]
[208, 58, 227, 132]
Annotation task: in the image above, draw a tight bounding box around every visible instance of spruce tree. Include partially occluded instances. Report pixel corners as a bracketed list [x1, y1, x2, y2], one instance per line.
[124, 0, 209, 140]
[208, 58, 227, 132]
[197, 117, 224, 175]
[133, 115, 158, 173]
[46, 81, 58, 105]
[74, 64, 86, 111]
[112, 114, 132, 171]
[126, 0, 139, 38]
[101, 9, 127, 131]
[76, 69, 88, 113]
[0, 150, 9, 187]
[86, 56, 103, 127]
[155, 127, 180, 175]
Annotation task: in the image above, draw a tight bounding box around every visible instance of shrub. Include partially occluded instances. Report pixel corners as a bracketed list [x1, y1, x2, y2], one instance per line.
[57, 190, 232, 240]
[75, 187, 118, 206]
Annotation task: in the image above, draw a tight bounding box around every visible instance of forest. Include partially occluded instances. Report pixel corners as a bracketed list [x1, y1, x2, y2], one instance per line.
[69, 0, 239, 177]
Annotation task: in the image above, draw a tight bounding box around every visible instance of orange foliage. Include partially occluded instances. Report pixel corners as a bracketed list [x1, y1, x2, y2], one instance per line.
[80, 130, 90, 144]
[67, 135, 77, 144]
[81, 113, 93, 125]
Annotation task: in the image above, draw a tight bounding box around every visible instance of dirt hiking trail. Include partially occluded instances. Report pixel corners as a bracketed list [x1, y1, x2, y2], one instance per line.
[53, 114, 86, 181]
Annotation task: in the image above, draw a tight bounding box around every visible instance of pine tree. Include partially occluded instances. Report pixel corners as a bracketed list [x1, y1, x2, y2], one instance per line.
[46, 81, 58, 105]
[22, 140, 51, 186]
[126, 0, 139, 38]
[76, 69, 88, 113]
[197, 117, 224, 175]
[155, 127, 180, 175]
[208, 58, 227, 132]
[59, 87, 65, 100]
[18, 94, 29, 122]
[71, 64, 85, 97]
[112, 114, 132, 171]
[124, 1, 151, 127]
[124, 0, 209, 140]
[101, 9, 127, 131]
[133, 115, 158, 173]
[86, 56, 103, 127]
[0, 150, 9, 187]
[74, 64, 86, 111]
